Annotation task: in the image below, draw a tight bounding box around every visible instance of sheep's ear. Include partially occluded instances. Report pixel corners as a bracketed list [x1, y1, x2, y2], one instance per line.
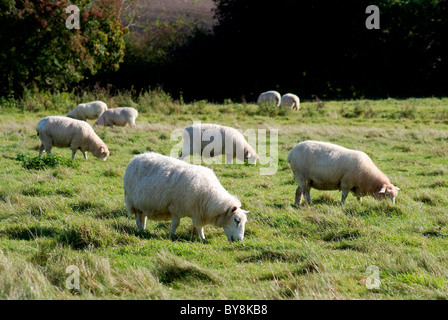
[379, 186, 386, 194]
[394, 186, 400, 191]
[242, 210, 249, 215]
[227, 206, 238, 215]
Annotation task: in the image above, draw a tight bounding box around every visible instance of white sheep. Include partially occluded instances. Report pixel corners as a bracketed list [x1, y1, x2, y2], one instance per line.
[287, 140, 399, 205]
[257, 91, 281, 108]
[36, 116, 109, 160]
[178, 123, 258, 164]
[67, 101, 108, 121]
[94, 107, 138, 127]
[280, 93, 300, 110]
[124, 152, 248, 241]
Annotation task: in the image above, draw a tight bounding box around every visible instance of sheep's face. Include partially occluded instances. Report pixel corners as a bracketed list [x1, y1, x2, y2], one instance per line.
[377, 184, 400, 204]
[245, 151, 258, 165]
[93, 145, 109, 161]
[221, 206, 248, 242]
[94, 117, 104, 126]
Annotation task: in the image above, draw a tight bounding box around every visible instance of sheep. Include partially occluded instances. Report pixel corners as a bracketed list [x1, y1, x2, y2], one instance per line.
[257, 91, 281, 108]
[178, 123, 258, 164]
[124, 152, 248, 241]
[94, 107, 138, 127]
[36, 116, 109, 161]
[287, 140, 399, 205]
[280, 93, 300, 110]
[67, 101, 108, 121]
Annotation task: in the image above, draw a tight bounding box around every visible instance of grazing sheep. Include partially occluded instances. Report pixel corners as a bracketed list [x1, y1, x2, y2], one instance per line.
[124, 152, 248, 241]
[36, 116, 109, 160]
[257, 91, 281, 107]
[67, 101, 108, 121]
[179, 123, 258, 164]
[94, 107, 138, 127]
[287, 140, 399, 205]
[280, 93, 300, 110]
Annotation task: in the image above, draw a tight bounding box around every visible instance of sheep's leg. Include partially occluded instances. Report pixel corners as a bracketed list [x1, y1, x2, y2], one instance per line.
[43, 143, 52, 155]
[190, 225, 195, 240]
[134, 212, 146, 232]
[170, 217, 180, 238]
[71, 149, 77, 160]
[340, 190, 349, 205]
[357, 196, 363, 202]
[226, 154, 233, 164]
[135, 213, 143, 232]
[141, 214, 147, 231]
[38, 144, 45, 156]
[304, 188, 312, 205]
[294, 185, 303, 206]
[197, 227, 205, 241]
[83, 151, 88, 160]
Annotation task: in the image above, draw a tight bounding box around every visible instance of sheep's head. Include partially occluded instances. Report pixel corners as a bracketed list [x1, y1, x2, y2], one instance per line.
[377, 183, 400, 204]
[94, 117, 104, 126]
[219, 206, 248, 242]
[245, 151, 258, 165]
[93, 145, 109, 161]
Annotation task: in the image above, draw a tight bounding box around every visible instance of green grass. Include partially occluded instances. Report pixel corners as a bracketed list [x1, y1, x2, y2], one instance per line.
[1, 94, 448, 299]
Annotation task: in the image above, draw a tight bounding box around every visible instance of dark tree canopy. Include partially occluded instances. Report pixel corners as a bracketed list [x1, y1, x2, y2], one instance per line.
[164, 0, 448, 101]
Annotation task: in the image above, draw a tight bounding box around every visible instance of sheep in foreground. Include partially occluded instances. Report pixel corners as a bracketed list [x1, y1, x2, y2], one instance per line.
[287, 140, 399, 205]
[36, 116, 109, 160]
[280, 93, 300, 110]
[257, 91, 281, 107]
[67, 101, 108, 121]
[94, 107, 138, 127]
[178, 123, 258, 164]
[124, 152, 248, 241]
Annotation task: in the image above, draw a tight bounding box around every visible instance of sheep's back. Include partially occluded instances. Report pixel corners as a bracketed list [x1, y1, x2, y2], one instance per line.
[124, 153, 222, 214]
[288, 141, 367, 185]
[37, 116, 93, 147]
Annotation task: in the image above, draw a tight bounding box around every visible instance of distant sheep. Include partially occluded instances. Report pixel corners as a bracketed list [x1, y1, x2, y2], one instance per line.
[94, 107, 138, 127]
[257, 91, 281, 107]
[280, 93, 300, 110]
[287, 140, 399, 205]
[179, 123, 258, 164]
[36, 116, 109, 160]
[124, 152, 248, 241]
[67, 101, 108, 121]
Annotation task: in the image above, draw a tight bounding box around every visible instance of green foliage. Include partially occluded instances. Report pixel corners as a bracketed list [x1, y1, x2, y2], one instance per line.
[124, 18, 201, 67]
[0, 0, 126, 96]
[16, 153, 79, 170]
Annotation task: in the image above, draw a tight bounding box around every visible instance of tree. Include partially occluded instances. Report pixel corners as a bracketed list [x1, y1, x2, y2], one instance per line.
[0, 0, 126, 97]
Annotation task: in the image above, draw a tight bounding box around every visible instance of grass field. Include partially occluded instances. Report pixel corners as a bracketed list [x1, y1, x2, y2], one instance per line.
[1, 94, 448, 299]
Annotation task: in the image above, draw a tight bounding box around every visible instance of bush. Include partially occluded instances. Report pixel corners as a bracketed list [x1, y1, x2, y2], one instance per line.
[16, 153, 79, 170]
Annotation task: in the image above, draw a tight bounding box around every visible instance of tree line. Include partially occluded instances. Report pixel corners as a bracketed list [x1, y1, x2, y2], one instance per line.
[1, 0, 447, 101]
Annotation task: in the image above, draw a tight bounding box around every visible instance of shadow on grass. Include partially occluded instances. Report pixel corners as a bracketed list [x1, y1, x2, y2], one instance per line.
[111, 221, 210, 243]
[322, 229, 362, 242]
[71, 200, 102, 212]
[238, 249, 305, 264]
[0, 225, 58, 241]
[154, 251, 220, 284]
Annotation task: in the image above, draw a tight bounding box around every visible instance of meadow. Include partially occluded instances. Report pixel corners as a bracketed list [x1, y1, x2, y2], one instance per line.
[1, 91, 448, 299]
